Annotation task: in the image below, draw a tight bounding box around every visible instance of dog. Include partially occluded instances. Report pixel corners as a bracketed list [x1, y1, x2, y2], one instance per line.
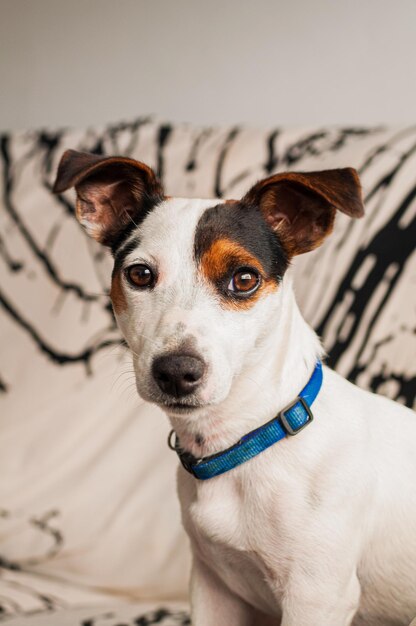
[53, 150, 416, 626]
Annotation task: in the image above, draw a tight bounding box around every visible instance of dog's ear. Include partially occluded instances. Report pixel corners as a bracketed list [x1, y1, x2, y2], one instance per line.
[242, 168, 363, 257]
[53, 150, 164, 246]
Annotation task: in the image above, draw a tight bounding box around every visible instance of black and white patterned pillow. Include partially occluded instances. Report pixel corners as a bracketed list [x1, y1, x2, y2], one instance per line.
[1, 119, 414, 407]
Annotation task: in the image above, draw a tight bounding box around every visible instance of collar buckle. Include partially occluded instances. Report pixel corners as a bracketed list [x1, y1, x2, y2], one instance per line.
[279, 396, 314, 436]
[178, 451, 198, 476]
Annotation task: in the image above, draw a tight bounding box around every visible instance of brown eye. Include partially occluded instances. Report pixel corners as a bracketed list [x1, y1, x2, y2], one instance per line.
[228, 268, 261, 295]
[126, 264, 155, 289]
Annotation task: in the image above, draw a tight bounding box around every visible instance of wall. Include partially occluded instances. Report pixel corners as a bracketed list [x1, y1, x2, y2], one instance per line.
[1, 0, 415, 131]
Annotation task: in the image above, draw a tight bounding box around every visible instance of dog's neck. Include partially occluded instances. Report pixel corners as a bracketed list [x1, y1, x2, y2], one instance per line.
[168, 274, 323, 459]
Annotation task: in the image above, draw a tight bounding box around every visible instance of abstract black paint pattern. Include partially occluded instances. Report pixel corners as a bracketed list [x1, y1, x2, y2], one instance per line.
[80, 607, 191, 626]
[0, 592, 191, 625]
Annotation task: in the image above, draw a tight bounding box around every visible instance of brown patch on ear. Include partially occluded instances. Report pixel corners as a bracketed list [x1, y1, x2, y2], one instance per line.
[53, 150, 164, 247]
[200, 237, 277, 310]
[242, 168, 364, 258]
[53, 150, 160, 196]
[110, 270, 127, 315]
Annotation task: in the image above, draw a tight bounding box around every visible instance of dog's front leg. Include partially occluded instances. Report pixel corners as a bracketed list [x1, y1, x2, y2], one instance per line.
[281, 568, 361, 626]
[190, 557, 259, 626]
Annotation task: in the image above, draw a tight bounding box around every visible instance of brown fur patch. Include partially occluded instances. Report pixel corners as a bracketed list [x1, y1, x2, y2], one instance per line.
[53, 150, 164, 248]
[270, 209, 336, 259]
[242, 168, 363, 258]
[53, 150, 162, 198]
[200, 237, 277, 309]
[110, 270, 127, 315]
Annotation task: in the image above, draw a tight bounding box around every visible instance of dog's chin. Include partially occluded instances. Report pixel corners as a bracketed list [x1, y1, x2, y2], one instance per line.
[135, 384, 209, 417]
[158, 400, 210, 418]
[136, 378, 231, 419]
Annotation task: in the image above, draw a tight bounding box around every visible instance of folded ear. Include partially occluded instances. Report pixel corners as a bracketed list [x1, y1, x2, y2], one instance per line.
[53, 150, 164, 247]
[242, 168, 364, 257]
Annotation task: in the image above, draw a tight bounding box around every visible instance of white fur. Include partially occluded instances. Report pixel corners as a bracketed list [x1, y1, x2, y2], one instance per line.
[114, 197, 416, 626]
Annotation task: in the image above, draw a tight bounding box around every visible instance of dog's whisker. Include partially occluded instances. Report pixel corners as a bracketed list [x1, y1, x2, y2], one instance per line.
[117, 381, 139, 400]
[110, 371, 136, 394]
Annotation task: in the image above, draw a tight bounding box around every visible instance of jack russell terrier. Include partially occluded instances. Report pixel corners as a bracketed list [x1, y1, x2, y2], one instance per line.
[54, 150, 416, 626]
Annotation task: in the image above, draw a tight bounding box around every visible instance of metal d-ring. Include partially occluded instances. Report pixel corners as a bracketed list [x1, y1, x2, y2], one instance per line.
[167, 429, 177, 451]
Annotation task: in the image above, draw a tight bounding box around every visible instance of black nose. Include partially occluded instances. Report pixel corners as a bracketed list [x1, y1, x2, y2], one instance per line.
[152, 354, 206, 398]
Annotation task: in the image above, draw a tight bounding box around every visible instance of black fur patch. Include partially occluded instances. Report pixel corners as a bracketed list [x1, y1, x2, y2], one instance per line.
[110, 222, 141, 257]
[112, 234, 142, 273]
[194, 202, 289, 281]
[109, 197, 162, 257]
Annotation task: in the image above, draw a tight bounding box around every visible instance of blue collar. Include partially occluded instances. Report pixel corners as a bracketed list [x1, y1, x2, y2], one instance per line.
[168, 360, 323, 480]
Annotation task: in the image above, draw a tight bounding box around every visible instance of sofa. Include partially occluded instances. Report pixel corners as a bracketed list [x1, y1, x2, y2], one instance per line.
[0, 117, 414, 625]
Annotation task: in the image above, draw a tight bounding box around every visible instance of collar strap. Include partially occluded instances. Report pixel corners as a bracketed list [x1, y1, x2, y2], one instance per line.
[168, 360, 323, 480]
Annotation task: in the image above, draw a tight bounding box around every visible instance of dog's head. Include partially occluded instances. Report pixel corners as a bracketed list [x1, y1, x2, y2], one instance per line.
[54, 150, 363, 417]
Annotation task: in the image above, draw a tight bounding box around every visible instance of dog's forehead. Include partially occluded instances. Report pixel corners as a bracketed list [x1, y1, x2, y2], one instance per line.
[139, 196, 218, 253]
[113, 197, 215, 272]
[116, 196, 287, 291]
[135, 196, 284, 264]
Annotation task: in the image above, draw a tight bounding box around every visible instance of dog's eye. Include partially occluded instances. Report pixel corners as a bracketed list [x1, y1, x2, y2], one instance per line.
[125, 264, 155, 289]
[228, 268, 261, 295]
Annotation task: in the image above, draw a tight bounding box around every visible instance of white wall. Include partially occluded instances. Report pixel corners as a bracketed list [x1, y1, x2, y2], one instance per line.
[1, 0, 415, 132]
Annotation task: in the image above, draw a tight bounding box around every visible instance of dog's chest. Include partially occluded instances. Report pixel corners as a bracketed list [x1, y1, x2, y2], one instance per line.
[182, 471, 291, 615]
